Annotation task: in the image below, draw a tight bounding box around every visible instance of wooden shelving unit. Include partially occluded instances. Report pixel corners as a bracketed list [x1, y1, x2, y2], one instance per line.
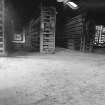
[40, 7, 56, 53]
[64, 15, 83, 50]
[94, 25, 105, 46]
[64, 14, 94, 52]
[28, 17, 40, 51]
[0, 0, 6, 56]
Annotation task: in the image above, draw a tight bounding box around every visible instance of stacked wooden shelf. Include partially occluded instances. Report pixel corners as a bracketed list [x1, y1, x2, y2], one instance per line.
[29, 17, 40, 51]
[0, 0, 5, 55]
[81, 19, 95, 52]
[94, 25, 105, 46]
[64, 14, 95, 52]
[40, 7, 56, 54]
[64, 15, 83, 50]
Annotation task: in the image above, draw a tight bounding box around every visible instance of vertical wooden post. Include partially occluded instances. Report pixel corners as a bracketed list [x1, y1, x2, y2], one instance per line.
[80, 13, 87, 52]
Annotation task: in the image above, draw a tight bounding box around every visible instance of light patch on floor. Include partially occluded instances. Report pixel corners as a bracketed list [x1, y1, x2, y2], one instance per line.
[0, 48, 105, 105]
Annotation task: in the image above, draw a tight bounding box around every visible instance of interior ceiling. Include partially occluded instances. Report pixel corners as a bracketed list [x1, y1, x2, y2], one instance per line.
[78, 0, 105, 11]
[10, 0, 105, 15]
[57, 0, 105, 12]
[8, 0, 105, 25]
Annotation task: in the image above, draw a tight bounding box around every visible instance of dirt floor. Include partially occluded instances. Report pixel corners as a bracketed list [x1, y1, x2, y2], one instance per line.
[0, 48, 105, 105]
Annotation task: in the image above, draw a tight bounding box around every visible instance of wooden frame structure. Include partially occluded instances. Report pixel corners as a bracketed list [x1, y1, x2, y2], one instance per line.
[0, 0, 6, 56]
[64, 13, 95, 52]
[40, 6, 56, 53]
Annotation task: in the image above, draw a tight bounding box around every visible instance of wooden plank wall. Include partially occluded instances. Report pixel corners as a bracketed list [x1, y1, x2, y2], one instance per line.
[64, 14, 95, 52]
[64, 15, 83, 50]
[28, 17, 40, 51]
[0, 0, 6, 56]
[84, 20, 95, 52]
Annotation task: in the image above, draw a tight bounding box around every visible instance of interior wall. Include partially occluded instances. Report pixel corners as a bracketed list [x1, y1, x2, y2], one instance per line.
[56, 6, 96, 52]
